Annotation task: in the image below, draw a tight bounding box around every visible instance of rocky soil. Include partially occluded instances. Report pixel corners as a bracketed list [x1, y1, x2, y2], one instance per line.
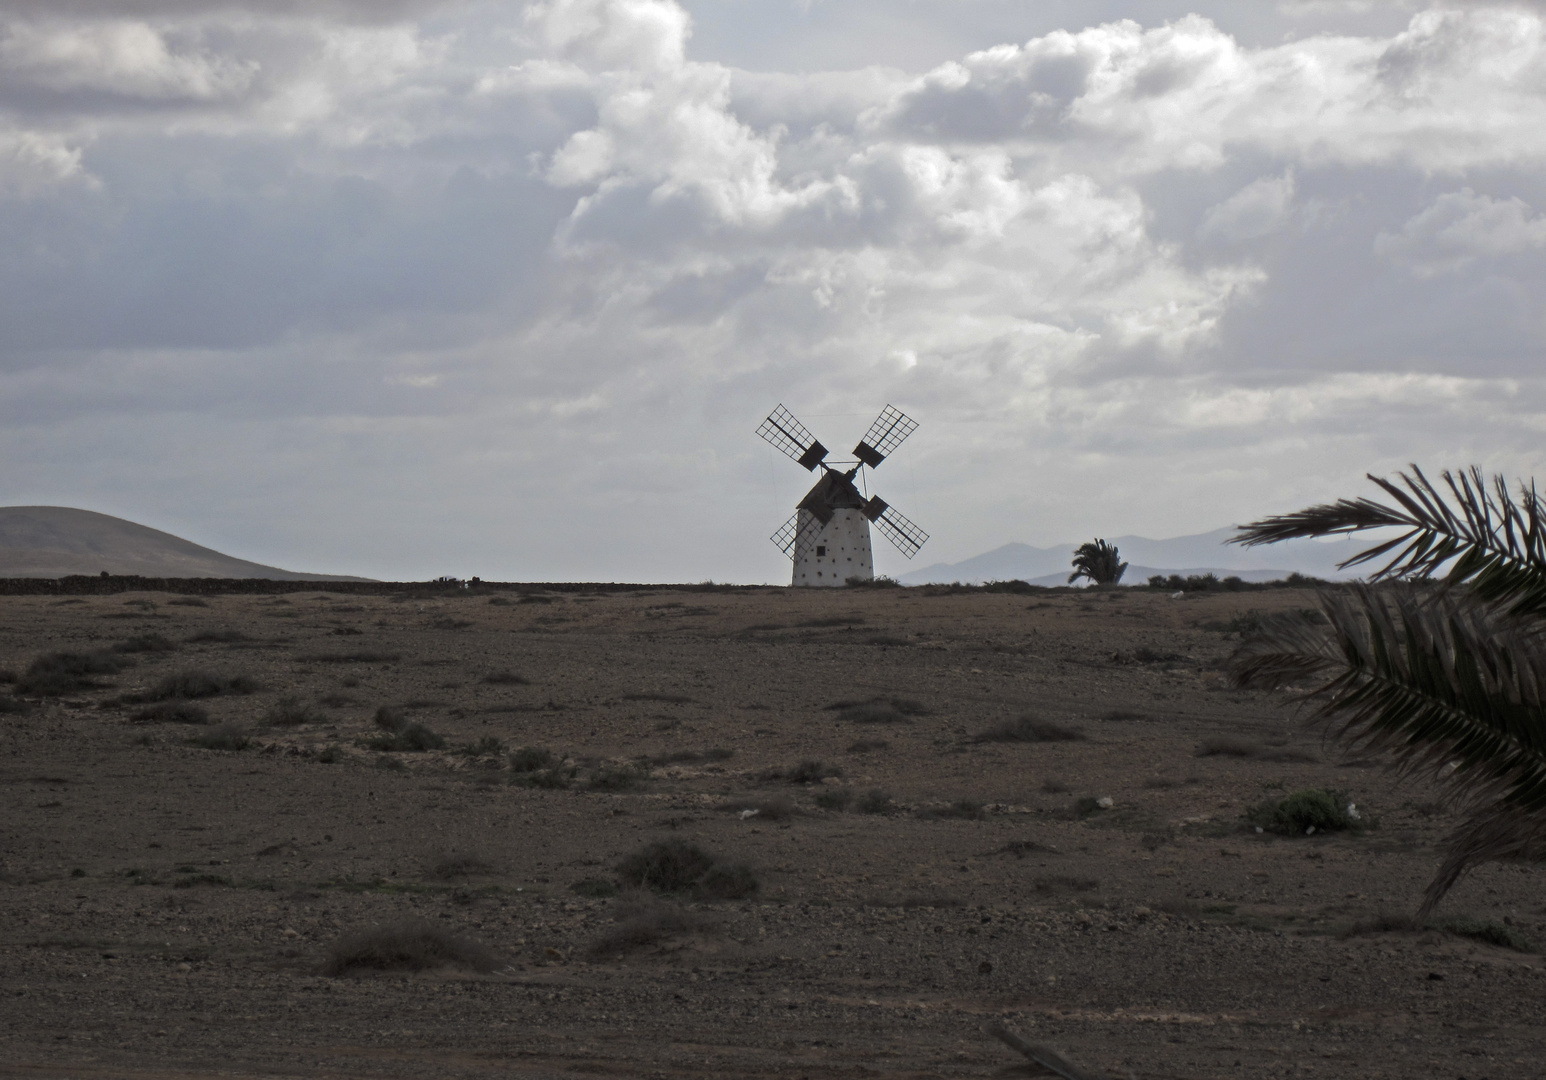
[1, 584, 1541, 1079]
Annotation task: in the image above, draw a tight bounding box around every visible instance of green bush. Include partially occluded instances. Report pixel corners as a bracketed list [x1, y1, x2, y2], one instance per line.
[1246, 788, 1362, 835]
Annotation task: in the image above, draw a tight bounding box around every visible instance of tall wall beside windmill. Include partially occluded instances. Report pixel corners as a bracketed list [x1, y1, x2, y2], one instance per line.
[757, 404, 929, 588]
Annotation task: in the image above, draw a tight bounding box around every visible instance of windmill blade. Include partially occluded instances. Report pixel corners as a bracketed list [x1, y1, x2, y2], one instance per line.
[770, 513, 820, 561]
[757, 405, 828, 471]
[770, 514, 801, 560]
[852, 404, 917, 469]
[866, 498, 929, 559]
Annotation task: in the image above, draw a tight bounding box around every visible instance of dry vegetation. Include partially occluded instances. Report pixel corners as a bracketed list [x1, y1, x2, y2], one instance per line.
[0, 583, 1541, 1079]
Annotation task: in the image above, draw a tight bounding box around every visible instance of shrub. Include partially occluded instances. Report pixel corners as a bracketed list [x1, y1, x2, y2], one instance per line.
[845, 575, 899, 588]
[483, 671, 529, 685]
[1196, 736, 1317, 763]
[826, 697, 929, 723]
[130, 701, 210, 725]
[586, 899, 704, 959]
[188, 725, 250, 751]
[509, 746, 555, 772]
[429, 852, 496, 880]
[649, 747, 734, 765]
[847, 738, 889, 753]
[114, 634, 177, 653]
[571, 877, 619, 898]
[317, 744, 343, 764]
[367, 723, 444, 752]
[919, 799, 986, 821]
[16, 651, 131, 695]
[615, 838, 758, 899]
[186, 630, 248, 644]
[166, 596, 209, 607]
[265, 695, 327, 727]
[762, 759, 842, 784]
[513, 767, 573, 789]
[972, 715, 1086, 743]
[590, 763, 649, 791]
[814, 788, 852, 811]
[856, 789, 894, 814]
[0, 694, 31, 715]
[1434, 916, 1532, 952]
[137, 670, 259, 702]
[322, 918, 503, 976]
[1246, 788, 1362, 835]
[461, 736, 505, 758]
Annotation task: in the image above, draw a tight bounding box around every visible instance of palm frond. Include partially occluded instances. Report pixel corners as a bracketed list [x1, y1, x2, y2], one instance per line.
[1229, 584, 1546, 911]
[1231, 466, 1546, 618]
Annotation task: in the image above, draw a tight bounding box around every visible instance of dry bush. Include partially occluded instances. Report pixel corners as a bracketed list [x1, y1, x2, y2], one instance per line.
[1033, 875, 1100, 894]
[973, 715, 1086, 743]
[615, 838, 758, 900]
[1196, 736, 1318, 763]
[136, 670, 259, 702]
[186, 630, 248, 644]
[368, 706, 444, 752]
[130, 701, 210, 725]
[322, 918, 503, 976]
[846, 738, 889, 753]
[856, 788, 894, 814]
[813, 788, 852, 811]
[187, 724, 250, 751]
[265, 695, 327, 727]
[460, 735, 505, 758]
[649, 747, 734, 765]
[989, 839, 1057, 858]
[918, 799, 987, 821]
[429, 852, 497, 881]
[586, 896, 706, 959]
[17, 651, 131, 696]
[1339, 912, 1422, 938]
[825, 696, 929, 724]
[863, 890, 963, 909]
[589, 763, 650, 791]
[303, 651, 401, 664]
[114, 634, 177, 654]
[509, 746, 555, 772]
[483, 671, 529, 685]
[760, 759, 841, 784]
[1040, 779, 1071, 794]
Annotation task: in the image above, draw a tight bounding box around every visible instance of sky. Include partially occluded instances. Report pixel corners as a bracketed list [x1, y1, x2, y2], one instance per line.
[2, 0, 1544, 583]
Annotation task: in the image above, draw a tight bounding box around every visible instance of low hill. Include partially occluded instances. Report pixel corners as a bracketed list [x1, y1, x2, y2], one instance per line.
[900, 527, 1370, 586]
[0, 506, 369, 581]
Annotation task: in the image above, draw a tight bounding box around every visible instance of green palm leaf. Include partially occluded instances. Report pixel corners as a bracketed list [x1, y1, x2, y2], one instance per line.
[1230, 585, 1546, 916]
[1231, 465, 1546, 618]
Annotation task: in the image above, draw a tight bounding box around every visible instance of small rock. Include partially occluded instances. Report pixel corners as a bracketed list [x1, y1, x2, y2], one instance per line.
[1096, 796, 1114, 810]
[176, 962, 192, 972]
[739, 809, 759, 820]
[1133, 906, 1152, 920]
[544, 947, 564, 961]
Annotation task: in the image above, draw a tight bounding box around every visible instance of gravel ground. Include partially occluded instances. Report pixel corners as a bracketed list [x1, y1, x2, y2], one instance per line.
[1, 584, 1542, 1079]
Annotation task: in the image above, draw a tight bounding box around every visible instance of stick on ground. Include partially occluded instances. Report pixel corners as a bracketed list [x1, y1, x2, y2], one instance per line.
[984, 1020, 1112, 1080]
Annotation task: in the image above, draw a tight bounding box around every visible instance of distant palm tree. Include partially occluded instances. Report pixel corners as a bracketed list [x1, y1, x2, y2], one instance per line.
[1069, 539, 1127, 585]
[1229, 466, 1546, 916]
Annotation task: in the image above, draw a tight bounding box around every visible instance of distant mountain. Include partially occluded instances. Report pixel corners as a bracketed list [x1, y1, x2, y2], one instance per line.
[0, 506, 370, 581]
[900, 527, 1370, 586]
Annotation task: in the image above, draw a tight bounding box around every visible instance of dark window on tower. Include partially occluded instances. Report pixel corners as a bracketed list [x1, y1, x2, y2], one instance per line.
[816, 545, 826, 556]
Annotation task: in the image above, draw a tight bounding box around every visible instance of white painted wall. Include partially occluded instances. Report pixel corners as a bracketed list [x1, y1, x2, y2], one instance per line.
[791, 507, 874, 587]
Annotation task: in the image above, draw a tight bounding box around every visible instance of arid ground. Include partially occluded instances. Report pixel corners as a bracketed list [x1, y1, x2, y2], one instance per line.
[1, 584, 1541, 1080]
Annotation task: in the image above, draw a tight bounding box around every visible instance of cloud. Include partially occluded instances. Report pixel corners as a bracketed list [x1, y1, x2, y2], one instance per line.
[1, 0, 1545, 581]
[1376, 188, 1546, 275]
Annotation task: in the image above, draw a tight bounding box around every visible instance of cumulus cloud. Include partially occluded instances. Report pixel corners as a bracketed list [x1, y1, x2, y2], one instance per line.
[1376, 188, 1546, 275]
[1, 0, 1544, 581]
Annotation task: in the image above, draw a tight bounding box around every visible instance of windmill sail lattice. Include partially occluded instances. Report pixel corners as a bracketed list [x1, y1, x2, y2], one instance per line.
[756, 403, 928, 586]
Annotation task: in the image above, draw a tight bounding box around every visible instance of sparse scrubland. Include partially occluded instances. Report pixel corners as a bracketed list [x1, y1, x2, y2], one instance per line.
[0, 567, 1540, 1078]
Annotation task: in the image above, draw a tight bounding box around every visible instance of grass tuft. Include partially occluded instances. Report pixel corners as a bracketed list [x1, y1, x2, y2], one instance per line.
[509, 746, 555, 772]
[586, 897, 706, 958]
[135, 670, 259, 702]
[264, 695, 328, 727]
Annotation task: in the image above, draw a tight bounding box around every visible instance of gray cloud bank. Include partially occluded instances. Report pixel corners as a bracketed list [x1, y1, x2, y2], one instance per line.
[1, 0, 1543, 582]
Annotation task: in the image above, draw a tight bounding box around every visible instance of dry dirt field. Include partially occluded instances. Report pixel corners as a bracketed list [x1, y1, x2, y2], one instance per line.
[1, 584, 1542, 1080]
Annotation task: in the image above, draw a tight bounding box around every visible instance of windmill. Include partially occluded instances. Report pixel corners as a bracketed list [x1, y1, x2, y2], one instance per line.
[756, 404, 929, 587]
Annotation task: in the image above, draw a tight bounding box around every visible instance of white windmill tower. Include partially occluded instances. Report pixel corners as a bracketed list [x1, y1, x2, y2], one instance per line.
[756, 404, 929, 587]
